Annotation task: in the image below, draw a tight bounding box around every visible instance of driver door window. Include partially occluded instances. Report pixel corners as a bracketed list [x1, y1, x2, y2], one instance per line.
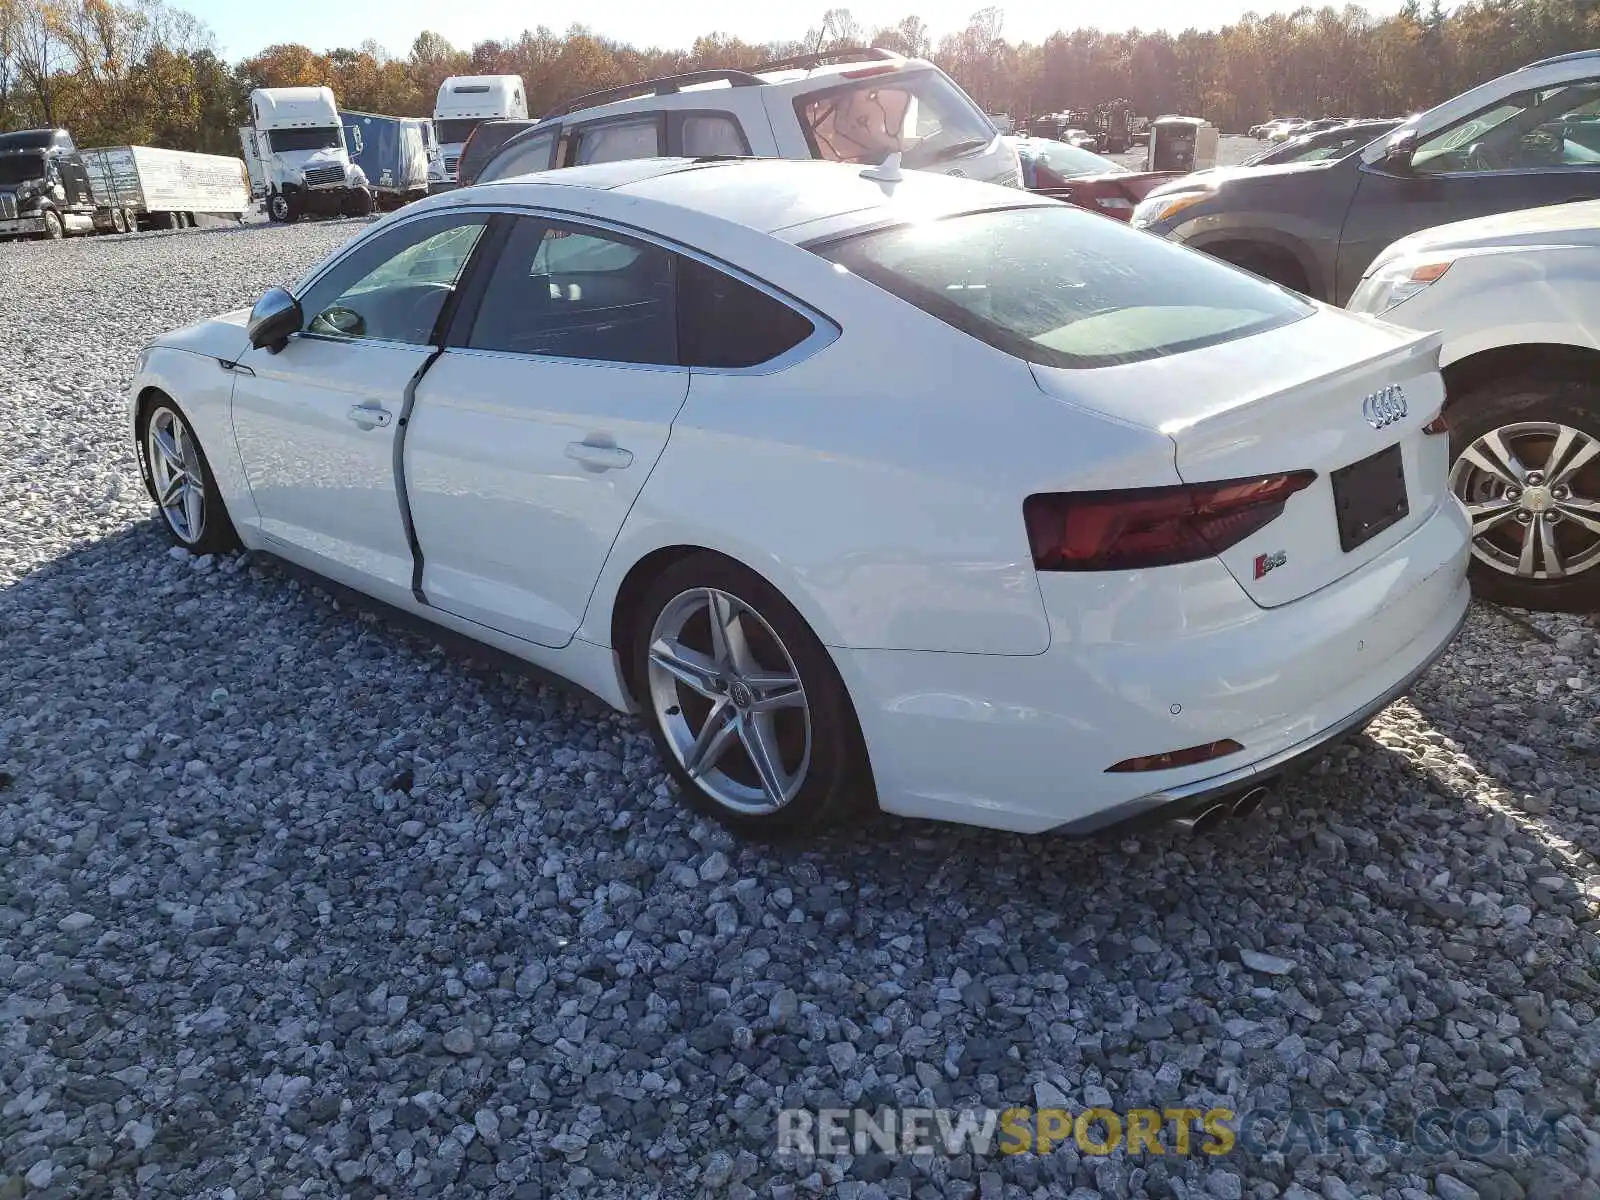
[298, 213, 488, 345]
[1413, 80, 1600, 174]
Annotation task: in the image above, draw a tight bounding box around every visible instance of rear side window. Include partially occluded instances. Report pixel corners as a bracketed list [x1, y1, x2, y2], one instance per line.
[574, 119, 661, 165]
[795, 69, 995, 171]
[677, 256, 815, 368]
[681, 115, 749, 157]
[814, 205, 1312, 369]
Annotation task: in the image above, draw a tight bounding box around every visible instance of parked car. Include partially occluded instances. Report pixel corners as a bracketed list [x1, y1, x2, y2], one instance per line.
[1132, 51, 1600, 304]
[1252, 117, 1300, 139]
[1243, 119, 1401, 167]
[1347, 200, 1600, 611]
[1009, 135, 1179, 219]
[475, 48, 1021, 190]
[1063, 128, 1099, 151]
[129, 157, 1468, 838]
[1268, 119, 1311, 142]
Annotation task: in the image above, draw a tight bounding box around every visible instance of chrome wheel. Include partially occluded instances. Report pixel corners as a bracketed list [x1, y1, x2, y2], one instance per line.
[646, 587, 811, 815]
[1451, 421, 1600, 582]
[146, 407, 206, 545]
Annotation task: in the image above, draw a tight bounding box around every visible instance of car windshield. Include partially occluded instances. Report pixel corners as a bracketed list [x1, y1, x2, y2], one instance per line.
[436, 118, 485, 145]
[0, 154, 46, 185]
[814, 205, 1312, 369]
[268, 127, 343, 154]
[1015, 138, 1124, 177]
[795, 68, 995, 170]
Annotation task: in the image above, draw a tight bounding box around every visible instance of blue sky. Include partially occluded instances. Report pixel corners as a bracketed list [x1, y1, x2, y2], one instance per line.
[185, 0, 1412, 60]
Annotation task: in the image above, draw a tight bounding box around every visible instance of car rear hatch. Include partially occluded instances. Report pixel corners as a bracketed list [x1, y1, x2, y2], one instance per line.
[1031, 312, 1448, 607]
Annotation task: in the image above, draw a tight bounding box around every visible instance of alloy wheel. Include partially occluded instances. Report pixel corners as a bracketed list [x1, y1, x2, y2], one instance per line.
[1450, 420, 1600, 582]
[646, 587, 811, 815]
[146, 407, 206, 545]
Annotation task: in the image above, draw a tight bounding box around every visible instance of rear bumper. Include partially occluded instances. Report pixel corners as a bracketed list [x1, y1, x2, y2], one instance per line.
[832, 497, 1471, 834]
[1049, 596, 1467, 833]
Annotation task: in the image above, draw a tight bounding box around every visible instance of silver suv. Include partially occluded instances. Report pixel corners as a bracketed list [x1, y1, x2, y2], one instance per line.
[472, 49, 1021, 189]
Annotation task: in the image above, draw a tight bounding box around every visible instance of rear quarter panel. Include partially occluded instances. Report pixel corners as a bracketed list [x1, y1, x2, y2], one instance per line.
[580, 254, 1185, 657]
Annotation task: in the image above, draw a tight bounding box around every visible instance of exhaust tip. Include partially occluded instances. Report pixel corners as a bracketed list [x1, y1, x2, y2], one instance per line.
[1173, 801, 1230, 835]
[1230, 786, 1269, 819]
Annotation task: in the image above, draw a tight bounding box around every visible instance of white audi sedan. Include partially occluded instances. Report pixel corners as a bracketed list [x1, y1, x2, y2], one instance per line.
[129, 157, 1471, 838]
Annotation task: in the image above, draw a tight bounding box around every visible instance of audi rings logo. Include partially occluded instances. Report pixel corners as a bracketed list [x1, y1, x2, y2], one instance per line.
[1362, 384, 1408, 429]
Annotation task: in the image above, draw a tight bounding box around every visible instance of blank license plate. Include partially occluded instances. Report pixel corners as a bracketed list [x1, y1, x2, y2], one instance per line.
[1331, 443, 1408, 553]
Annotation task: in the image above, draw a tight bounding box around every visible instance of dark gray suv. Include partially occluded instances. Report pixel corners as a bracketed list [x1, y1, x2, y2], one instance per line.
[1133, 50, 1600, 303]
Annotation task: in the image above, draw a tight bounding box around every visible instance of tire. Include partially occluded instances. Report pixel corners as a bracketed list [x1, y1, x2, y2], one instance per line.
[136, 396, 241, 556]
[341, 188, 375, 218]
[1447, 374, 1600, 612]
[1217, 244, 1311, 295]
[267, 192, 292, 223]
[40, 209, 63, 240]
[123, 207, 138, 233]
[110, 207, 127, 234]
[630, 553, 873, 837]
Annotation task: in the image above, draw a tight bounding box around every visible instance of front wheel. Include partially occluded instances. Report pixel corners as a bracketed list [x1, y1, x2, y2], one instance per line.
[138, 397, 241, 556]
[40, 210, 63, 240]
[267, 192, 293, 223]
[632, 554, 872, 837]
[1448, 375, 1600, 612]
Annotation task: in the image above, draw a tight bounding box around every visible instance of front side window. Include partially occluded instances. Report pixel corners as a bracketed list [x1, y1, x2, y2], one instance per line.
[814, 205, 1312, 369]
[795, 69, 995, 170]
[573, 119, 661, 165]
[267, 127, 343, 154]
[0, 154, 45, 185]
[1412, 79, 1600, 173]
[465, 217, 677, 365]
[299, 214, 488, 345]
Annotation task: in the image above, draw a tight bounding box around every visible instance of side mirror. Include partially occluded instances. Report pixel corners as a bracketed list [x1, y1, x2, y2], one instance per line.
[247, 286, 301, 353]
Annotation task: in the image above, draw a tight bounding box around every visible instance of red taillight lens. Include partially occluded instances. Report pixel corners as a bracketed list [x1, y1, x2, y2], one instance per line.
[1024, 472, 1317, 571]
[842, 64, 901, 79]
[1106, 739, 1245, 773]
[1422, 410, 1449, 435]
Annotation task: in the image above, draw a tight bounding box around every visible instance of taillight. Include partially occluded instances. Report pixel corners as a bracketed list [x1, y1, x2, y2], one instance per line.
[1422, 410, 1449, 435]
[1106, 739, 1244, 772]
[842, 65, 900, 79]
[1024, 472, 1317, 571]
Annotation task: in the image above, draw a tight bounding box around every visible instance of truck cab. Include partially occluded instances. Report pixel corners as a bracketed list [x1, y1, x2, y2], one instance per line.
[0, 128, 104, 240]
[430, 75, 528, 189]
[249, 86, 372, 222]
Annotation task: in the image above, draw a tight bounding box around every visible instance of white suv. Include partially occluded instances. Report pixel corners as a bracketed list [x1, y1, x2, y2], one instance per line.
[1348, 199, 1600, 612]
[471, 48, 1022, 189]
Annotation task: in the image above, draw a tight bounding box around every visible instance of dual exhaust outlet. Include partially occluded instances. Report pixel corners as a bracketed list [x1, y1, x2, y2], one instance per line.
[1172, 786, 1269, 834]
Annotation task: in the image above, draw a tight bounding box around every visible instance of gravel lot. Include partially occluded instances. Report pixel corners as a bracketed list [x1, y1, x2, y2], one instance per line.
[2, 210, 1600, 1200]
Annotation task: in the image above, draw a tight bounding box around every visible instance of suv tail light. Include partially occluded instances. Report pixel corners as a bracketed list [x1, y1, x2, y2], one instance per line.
[1024, 472, 1317, 571]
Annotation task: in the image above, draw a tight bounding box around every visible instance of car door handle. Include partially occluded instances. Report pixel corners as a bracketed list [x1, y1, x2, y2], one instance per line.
[565, 440, 634, 471]
[347, 405, 392, 430]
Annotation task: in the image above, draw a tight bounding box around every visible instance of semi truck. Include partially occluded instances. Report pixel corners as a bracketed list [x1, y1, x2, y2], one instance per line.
[244, 86, 373, 222]
[430, 75, 527, 191]
[340, 111, 430, 210]
[0, 128, 249, 241]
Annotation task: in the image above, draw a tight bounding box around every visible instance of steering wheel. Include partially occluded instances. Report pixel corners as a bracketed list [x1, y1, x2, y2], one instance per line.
[1464, 141, 1497, 172]
[398, 283, 453, 340]
[310, 305, 366, 338]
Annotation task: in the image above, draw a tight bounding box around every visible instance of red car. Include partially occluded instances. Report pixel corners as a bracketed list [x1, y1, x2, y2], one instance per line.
[1010, 135, 1181, 221]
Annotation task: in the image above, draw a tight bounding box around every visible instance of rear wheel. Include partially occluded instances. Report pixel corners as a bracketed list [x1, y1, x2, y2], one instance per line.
[138, 397, 240, 556]
[110, 207, 127, 234]
[1447, 375, 1600, 612]
[632, 554, 872, 837]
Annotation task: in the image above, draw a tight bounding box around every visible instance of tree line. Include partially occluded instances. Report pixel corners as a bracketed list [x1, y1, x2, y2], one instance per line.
[0, 0, 1597, 157]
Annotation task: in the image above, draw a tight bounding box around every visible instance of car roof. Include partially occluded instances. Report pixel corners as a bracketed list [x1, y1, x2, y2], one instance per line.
[460, 156, 1039, 242]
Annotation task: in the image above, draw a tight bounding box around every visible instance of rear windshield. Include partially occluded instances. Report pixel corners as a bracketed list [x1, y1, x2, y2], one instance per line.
[814, 205, 1313, 369]
[795, 68, 996, 172]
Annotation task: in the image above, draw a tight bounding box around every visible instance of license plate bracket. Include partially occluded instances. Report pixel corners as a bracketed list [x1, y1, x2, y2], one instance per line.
[1331, 443, 1408, 553]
